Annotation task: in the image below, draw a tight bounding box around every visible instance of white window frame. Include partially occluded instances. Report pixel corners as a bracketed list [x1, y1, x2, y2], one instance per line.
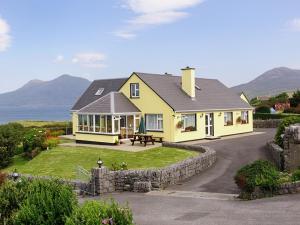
[146, 114, 163, 131]
[224, 112, 233, 126]
[241, 111, 249, 124]
[130, 83, 140, 98]
[181, 114, 196, 132]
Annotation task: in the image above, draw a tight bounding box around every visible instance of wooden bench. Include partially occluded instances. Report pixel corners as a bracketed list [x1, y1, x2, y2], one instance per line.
[131, 134, 155, 146]
[153, 137, 163, 143]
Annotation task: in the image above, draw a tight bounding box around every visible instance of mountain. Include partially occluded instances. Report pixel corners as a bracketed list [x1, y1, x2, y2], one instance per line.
[0, 75, 91, 108]
[231, 67, 300, 99]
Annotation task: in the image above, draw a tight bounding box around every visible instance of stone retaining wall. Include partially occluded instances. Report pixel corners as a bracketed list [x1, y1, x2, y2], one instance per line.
[91, 143, 216, 195]
[266, 141, 284, 170]
[254, 119, 282, 128]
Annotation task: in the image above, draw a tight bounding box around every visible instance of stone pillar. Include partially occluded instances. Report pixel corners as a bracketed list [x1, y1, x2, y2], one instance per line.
[91, 167, 115, 195]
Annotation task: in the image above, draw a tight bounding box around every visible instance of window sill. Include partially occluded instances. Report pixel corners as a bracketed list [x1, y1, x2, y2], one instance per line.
[146, 130, 164, 133]
[76, 132, 118, 136]
[181, 130, 197, 133]
[130, 96, 140, 99]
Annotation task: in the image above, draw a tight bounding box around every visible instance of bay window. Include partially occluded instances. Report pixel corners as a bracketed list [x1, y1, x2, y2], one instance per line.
[182, 114, 196, 132]
[88, 115, 94, 132]
[146, 114, 163, 131]
[224, 112, 233, 126]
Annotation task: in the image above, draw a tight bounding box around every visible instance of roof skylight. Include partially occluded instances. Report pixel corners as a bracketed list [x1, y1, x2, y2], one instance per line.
[95, 88, 104, 96]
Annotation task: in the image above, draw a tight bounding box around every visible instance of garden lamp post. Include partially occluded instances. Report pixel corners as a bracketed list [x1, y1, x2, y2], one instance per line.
[97, 157, 103, 168]
[12, 169, 19, 181]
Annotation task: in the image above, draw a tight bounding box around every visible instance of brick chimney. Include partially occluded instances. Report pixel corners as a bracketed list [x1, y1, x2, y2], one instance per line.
[181, 66, 195, 98]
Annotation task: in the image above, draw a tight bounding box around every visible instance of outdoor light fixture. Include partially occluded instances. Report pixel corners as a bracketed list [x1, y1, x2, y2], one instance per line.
[12, 169, 19, 181]
[97, 157, 103, 168]
[218, 112, 222, 116]
[200, 113, 203, 117]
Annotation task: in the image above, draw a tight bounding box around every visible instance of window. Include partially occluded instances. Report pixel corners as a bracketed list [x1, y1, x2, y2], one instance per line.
[95, 88, 104, 96]
[224, 112, 233, 126]
[146, 114, 163, 131]
[135, 115, 140, 132]
[114, 116, 120, 133]
[130, 83, 140, 98]
[100, 115, 106, 133]
[241, 111, 249, 124]
[182, 114, 196, 132]
[95, 115, 100, 132]
[88, 115, 94, 132]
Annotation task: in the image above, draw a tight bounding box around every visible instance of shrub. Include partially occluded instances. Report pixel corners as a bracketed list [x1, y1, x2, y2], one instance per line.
[0, 178, 30, 224]
[66, 200, 134, 225]
[111, 162, 128, 171]
[255, 105, 271, 114]
[13, 179, 77, 225]
[45, 137, 60, 149]
[234, 160, 280, 197]
[23, 128, 47, 157]
[0, 147, 12, 169]
[49, 130, 65, 137]
[291, 169, 300, 182]
[278, 172, 291, 184]
[284, 106, 300, 114]
[0, 123, 24, 162]
[275, 116, 300, 147]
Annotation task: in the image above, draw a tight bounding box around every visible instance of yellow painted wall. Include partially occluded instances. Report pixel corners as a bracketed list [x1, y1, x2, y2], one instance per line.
[182, 68, 195, 98]
[75, 132, 118, 144]
[120, 73, 175, 142]
[72, 112, 78, 135]
[213, 110, 253, 137]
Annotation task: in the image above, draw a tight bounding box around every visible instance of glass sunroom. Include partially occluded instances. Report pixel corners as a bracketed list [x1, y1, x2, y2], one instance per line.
[76, 92, 141, 141]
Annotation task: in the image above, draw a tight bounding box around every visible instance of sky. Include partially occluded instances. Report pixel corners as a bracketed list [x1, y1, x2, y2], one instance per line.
[0, 0, 300, 93]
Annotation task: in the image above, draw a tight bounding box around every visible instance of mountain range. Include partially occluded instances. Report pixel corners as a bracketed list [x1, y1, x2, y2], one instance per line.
[0, 75, 91, 107]
[231, 67, 300, 99]
[0, 67, 300, 123]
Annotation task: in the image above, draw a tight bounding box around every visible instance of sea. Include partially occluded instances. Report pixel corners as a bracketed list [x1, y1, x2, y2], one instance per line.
[0, 106, 72, 124]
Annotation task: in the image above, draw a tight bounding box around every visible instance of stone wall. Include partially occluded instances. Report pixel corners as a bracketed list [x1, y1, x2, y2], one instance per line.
[91, 143, 216, 195]
[266, 142, 284, 170]
[283, 126, 300, 171]
[254, 119, 282, 128]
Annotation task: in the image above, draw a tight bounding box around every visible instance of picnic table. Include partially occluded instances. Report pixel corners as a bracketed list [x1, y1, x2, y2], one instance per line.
[131, 134, 155, 146]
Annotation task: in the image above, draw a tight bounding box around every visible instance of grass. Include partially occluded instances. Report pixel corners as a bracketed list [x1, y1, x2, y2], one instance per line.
[3, 146, 198, 180]
[15, 120, 71, 128]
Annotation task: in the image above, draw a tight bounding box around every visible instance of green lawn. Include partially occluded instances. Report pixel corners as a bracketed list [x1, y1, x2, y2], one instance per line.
[3, 146, 198, 180]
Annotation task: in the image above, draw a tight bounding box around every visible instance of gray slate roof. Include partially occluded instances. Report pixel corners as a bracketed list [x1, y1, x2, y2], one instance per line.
[78, 92, 140, 114]
[135, 73, 252, 111]
[71, 78, 127, 110]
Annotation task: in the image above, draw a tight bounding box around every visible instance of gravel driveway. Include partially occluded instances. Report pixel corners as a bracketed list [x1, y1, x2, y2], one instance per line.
[167, 128, 276, 194]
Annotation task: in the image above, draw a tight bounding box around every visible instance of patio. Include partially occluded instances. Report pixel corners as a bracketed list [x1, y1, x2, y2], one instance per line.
[59, 139, 162, 152]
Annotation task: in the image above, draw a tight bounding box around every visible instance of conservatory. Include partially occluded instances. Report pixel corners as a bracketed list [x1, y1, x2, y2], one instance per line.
[75, 92, 141, 144]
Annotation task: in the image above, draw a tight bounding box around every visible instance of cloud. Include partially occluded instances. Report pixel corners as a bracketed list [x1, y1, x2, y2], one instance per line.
[54, 55, 64, 63]
[0, 17, 11, 51]
[72, 52, 106, 68]
[287, 18, 300, 32]
[116, 0, 204, 38]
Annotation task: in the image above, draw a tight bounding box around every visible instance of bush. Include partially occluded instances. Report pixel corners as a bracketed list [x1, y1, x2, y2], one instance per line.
[291, 170, 300, 182]
[255, 106, 271, 114]
[254, 112, 300, 120]
[275, 116, 300, 147]
[111, 162, 128, 171]
[45, 137, 60, 149]
[49, 130, 65, 137]
[23, 128, 47, 157]
[0, 123, 24, 165]
[66, 200, 134, 225]
[13, 179, 77, 225]
[0, 178, 30, 224]
[234, 160, 280, 197]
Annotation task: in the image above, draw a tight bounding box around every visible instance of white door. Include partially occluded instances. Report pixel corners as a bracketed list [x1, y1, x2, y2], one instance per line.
[205, 113, 214, 136]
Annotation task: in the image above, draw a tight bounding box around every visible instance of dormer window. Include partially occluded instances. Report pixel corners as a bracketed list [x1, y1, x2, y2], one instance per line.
[130, 83, 140, 98]
[95, 88, 104, 96]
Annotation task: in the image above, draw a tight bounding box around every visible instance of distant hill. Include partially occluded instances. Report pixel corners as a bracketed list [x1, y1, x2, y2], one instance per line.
[231, 67, 300, 99]
[0, 75, 91, 108]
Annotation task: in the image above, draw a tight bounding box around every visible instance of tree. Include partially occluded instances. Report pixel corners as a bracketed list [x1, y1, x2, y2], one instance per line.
[290, 90, 300, 107]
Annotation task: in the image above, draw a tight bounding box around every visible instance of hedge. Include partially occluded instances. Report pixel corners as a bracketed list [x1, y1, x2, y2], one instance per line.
[254, 113, 300, 120]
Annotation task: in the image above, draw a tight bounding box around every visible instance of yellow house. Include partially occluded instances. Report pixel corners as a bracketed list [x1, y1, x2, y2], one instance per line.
[71, 67, 253, 144]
